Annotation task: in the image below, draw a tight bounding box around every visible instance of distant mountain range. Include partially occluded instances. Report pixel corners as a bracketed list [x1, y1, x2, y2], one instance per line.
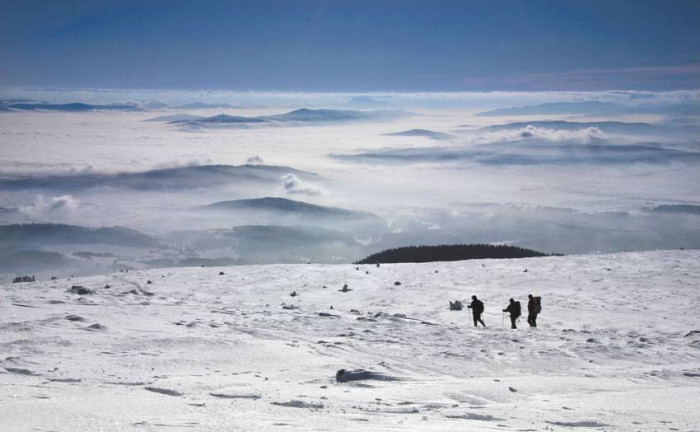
[4, 103, 142, 112]
[383, 129, 453, 140]
[477, 101, 700, 116]
[341, 96, 395, 109]
[202, 197, 373, 220]
[648, 204, 700, 215]
[0, 164, 318, 192]
[165, 108, 407, 125]
[0, 223, 162, 249]
[164, 224, 364, 264]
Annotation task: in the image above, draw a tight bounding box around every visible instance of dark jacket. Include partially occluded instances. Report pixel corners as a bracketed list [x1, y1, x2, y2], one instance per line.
[504, 301, 521, 317]
[528, 298, 537, 314]
[469, 299, 484, 314]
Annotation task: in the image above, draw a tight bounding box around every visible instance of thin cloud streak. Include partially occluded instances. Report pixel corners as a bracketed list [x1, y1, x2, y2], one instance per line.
[461, 65, 700, 91]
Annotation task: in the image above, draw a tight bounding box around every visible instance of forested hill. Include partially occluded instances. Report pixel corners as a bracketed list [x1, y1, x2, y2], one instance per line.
[356, 244, 547, 264]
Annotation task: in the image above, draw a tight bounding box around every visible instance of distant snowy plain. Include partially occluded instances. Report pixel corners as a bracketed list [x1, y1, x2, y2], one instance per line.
[2, 250, 699, 431]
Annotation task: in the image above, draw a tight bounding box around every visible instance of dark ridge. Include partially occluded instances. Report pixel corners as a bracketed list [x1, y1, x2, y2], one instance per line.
[0, 250, 66, 273]
[383, 129, 452, 140]
[0, 223, 162, 249]
[171, 114, 268, 124]
[265, 108, 376, 121]
[649, 204, 700, 215]
[0, 164, 317, 192]
[356, 244, 547, 264]
[163, 108, 407, 125]
[7, 103, 140, 112]
[203, 197, 365, 218]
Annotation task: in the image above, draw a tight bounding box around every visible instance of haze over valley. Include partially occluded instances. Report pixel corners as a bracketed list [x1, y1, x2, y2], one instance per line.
[2, 91, 700, 280]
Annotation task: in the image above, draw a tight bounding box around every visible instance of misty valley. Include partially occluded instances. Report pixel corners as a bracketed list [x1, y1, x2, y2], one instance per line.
[1, 97, 700, 282]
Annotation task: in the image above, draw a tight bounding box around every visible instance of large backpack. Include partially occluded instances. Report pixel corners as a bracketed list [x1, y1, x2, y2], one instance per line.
[514, 301, 521, 318]
[534, 296, 542, 314]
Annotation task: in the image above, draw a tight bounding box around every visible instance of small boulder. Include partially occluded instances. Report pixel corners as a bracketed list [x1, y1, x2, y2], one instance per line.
[67, 286, 94, 295]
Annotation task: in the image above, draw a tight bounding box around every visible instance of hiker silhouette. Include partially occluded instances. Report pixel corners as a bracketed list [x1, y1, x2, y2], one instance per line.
[503, 298, 521, 329]
[467, 295, 485, 327]
[527, 294, 541, 327]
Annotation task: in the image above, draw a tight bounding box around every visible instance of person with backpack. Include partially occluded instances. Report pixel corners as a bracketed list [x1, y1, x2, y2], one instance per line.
[503, 298, 521, 329]
[467, 295, 485, 327]
[527, 294, 541, 327]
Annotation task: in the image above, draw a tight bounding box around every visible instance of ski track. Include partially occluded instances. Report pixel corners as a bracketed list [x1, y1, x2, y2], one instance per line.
[1, 250, 699, 431]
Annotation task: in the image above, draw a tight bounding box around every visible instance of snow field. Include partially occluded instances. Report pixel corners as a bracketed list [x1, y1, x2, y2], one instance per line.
[1, 250, 699, 431]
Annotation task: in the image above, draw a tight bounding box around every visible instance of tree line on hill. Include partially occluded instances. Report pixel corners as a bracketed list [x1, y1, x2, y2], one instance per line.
[356, 244, 547, 264]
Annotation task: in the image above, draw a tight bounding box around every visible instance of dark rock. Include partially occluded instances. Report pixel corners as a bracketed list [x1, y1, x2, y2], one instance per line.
[335, 368, 399, 382]
[394, 281, 401, 286]
[340, 284, 351, 292]
[271, 400, 324, 409]
[210, 393, 260, 399]
[145, 386, 183, 397]
[65, 315, 85, 322]
[219, 271, 225, 275]
[449, 300, 463, 311]
[290, 291, 297, 297]
[67, 286, 94, 295]
[12, 275, 36, 283]
[5, 367, 38, 375]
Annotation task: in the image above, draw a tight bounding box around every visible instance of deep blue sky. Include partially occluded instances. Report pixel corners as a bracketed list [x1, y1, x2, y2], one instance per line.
[1, 0, 699, 91]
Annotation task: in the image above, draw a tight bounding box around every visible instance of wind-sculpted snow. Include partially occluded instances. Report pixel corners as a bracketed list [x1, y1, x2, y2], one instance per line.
[0, 250, 698, 430]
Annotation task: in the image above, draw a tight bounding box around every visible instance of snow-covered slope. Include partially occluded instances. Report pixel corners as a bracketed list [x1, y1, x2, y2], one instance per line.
[1, 250, 699, 431]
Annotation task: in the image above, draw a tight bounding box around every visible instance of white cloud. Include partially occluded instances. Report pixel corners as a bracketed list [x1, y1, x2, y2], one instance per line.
[281, 174, 324, 196]
[19, 195, 84, 219]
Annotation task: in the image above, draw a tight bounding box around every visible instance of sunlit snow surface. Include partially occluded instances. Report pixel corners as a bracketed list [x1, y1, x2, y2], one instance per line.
[1, 250, 699, 431]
